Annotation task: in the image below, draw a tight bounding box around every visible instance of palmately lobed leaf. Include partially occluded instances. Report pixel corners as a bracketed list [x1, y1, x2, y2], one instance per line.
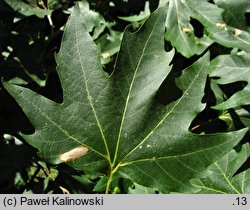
[3, 4, 248, 193]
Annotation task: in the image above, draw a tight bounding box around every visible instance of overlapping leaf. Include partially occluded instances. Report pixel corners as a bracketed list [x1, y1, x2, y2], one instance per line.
[191, 144, 250, 194]
[236, 109, 250, 130]
[74, 0, 110, 40]
[165, 0, 216, 57]
[165, 0, 250, 57]
[3, 4, 247, 193]
[4, 0, 51, 18]
[214, 0, 250, 30]
[209, 52, 250, 109]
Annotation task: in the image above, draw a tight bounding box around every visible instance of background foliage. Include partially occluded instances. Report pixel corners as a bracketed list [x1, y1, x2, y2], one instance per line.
[0, 0, 249, 194]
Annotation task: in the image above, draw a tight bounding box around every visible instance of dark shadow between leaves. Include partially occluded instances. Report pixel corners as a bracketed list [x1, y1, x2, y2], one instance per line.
[235, 156, 250, 176]
[157, 52, 199, 106]
[0, 82, 34, 135]
[0, 140, 35, 193]
[218, 81, 247, 99]
[189, 78, 228, 134]
[208, 43, 232, 60]
[157, 72, 183, 106]
[245, 12, 250, 27]
[190, 18, 204, 38]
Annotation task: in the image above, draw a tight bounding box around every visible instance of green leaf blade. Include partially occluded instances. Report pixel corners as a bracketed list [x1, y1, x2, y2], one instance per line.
[165, 0, 196, 57]
[3, 3, 248, 193]
[165, 0, 250, 57]
[4, 0, 51, 18]
[214, 0, 250, 30]
[209, 52, 250, 109]
[191, 143, 250, 194]
[111, 6, 174, 163]
[115, 52, 248, 192]
[4, 5, 111, 165]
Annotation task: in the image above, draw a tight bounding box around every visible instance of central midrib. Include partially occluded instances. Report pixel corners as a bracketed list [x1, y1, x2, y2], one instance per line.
[112, 9, 165, 166]
[74, 20, 111, 164]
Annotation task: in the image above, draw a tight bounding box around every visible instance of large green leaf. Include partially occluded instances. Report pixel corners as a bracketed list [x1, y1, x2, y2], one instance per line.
[4, 0, 51, 18]
[209, 52, 250, 110]
[3, 4, 247, 193]
[191, 143, 250, 194]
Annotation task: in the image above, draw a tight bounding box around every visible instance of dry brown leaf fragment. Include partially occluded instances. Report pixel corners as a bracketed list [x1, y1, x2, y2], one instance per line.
[234, 28, 243, 37]
[182, 27, 191, 33]
[59, 186, 70, 194]
[101, 52, 110, 59]
[216, 23, 226, 29]
[60, 145, 89, 162]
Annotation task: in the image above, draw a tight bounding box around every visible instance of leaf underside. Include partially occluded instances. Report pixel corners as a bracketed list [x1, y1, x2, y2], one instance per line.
[3, 4, 248, 193]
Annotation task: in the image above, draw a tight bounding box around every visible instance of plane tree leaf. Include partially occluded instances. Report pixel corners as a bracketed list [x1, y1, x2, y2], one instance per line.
[211, 0, 250, 53]
[165, 0, 216, 57]
[3, 4, 248, 193]
[211, 25, 250, 53]
[191, 143, 250, 194]
[209, 52, 250, 110]
[165, 0, 250, 58]
[214, 0, 250, 31]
